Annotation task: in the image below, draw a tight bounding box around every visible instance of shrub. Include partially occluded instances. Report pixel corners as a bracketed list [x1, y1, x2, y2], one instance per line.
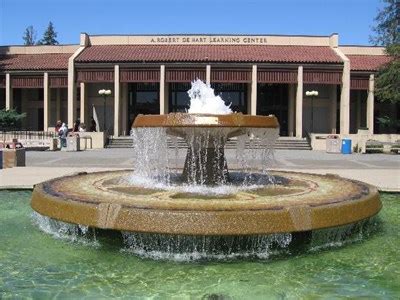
[0, 109, 27, 131]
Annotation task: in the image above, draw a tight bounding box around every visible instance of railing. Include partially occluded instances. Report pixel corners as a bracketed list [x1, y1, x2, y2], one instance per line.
[0, 131, 57, 142]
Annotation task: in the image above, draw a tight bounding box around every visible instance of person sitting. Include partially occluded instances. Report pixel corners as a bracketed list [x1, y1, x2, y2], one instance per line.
[73, 119, 80, 132]
[79, 123, 87, 132]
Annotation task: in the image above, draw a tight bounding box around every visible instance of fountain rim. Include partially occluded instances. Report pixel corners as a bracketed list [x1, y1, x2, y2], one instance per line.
[132, 113, 280, 128]
[31, 170, 381, 236]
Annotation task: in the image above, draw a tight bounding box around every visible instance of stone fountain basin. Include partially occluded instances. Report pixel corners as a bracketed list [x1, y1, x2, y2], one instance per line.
[132, 113, 280, 128]
[31, 170, 381, 236]
[133, 113, 279, 139]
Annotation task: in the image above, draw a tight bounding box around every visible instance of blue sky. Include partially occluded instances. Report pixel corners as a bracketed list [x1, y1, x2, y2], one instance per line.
[0, 0, 383, 46]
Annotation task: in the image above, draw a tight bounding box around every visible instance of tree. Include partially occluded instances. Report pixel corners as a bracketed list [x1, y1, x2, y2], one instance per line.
[369, 0, 400, 46]
[371, 0, 400, 107]
[38, 21, 59, 45]
[0, 109, 27, 131]
[375, 44, 400, 104]
[22, 25, 36, 45]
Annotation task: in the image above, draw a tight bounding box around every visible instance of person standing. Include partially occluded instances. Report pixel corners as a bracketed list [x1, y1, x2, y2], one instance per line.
[58, 123, 68, 149]
[55, 120, 62, 133]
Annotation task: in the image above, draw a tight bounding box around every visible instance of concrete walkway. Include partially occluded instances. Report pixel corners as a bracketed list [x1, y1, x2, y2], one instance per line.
[1, 149, 399, 191]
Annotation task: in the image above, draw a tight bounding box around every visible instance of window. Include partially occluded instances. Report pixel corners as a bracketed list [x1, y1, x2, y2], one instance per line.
[128, 83, 159, 125]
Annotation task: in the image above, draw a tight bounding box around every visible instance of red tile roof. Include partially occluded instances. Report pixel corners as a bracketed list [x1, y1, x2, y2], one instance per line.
[347, 55, 392, 71]
[75, 45, 342, 64]
[0, 53, 71, 71]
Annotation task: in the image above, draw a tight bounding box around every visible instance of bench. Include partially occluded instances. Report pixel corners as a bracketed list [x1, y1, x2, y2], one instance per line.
[365, 140, 400, 154]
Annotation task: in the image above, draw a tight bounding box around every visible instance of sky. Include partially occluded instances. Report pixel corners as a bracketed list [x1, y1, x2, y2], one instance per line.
[0, 0, 384, 46]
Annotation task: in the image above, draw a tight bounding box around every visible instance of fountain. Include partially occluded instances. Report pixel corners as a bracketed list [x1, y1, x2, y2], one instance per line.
[31, 80, 381, 260]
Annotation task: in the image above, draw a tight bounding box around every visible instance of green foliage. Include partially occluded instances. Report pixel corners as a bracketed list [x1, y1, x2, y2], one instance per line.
[375, 44, 400, 103]
[0, 109, 27, 131]
[22, 25, 36, 45]
[37, 21, 59, 45]
[376, 115, 400, 128]
[369, 0, 400, 46]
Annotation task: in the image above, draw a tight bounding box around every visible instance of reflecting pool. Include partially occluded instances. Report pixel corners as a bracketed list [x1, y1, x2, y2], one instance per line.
[0, 190, 399, 299]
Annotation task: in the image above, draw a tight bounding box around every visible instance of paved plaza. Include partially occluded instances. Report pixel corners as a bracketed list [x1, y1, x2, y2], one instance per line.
[19, 148, 400, 170]
[1, 148, 399, 191]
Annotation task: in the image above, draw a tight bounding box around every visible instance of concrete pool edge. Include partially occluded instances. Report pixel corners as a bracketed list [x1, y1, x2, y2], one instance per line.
[1, 167, 399, 192]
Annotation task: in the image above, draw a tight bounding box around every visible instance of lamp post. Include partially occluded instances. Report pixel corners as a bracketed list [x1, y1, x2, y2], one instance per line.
[98, 89, 112, 133]
[306, 90, 319, 133]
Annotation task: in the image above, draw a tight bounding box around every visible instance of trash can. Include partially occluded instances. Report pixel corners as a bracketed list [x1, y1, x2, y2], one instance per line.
[2, 148, 26, 168]
[341, 139, 352, 154]
[2, 149, 15, 168]
[49, 138, 59, 151]
[326, 135, 341, 153]
[66, 135, 80, 151]
[79, 137, 87, 151]
[15, 148, 26, 166]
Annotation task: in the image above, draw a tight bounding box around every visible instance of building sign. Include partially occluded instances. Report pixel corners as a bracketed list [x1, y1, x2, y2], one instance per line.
[148, 35, 268, 45]
[89, 34, 333, 47]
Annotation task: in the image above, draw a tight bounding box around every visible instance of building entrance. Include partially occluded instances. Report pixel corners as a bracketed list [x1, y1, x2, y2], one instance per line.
[168, 82, 248, 113]
[257, 83, 288, 136]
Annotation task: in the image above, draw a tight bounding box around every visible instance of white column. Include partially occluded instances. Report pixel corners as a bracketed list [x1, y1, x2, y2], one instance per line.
[367, 74, 375, 135]
[159, 65, 166, 114]
[114, 65, 120, 136]
[250, 65, 257, 115]
[43, 72, 50, 131]
[5, 73, 13, 110]
[206, 65, 211, 85]
[67, 62, 77, 128]
[56, 88, 61, 121]
[330, 85, 337, 133]
[80, 82, 86, 124]
[295, 66, 303, 138]
[288, 84, 295, 137]
[340, 60, 350, 134]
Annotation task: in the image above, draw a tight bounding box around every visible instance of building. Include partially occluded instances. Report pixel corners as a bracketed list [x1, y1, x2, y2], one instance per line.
[0, 33, 398, 138]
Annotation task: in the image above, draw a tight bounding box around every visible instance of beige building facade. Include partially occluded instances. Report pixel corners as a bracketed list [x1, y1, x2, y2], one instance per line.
[0, 33, 398, 138]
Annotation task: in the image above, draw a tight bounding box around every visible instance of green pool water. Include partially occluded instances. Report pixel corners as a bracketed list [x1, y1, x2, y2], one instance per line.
[0, 190, 399, 299]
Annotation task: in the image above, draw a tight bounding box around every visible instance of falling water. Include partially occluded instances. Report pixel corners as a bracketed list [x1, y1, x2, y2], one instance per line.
[130, 127, 172, 183]
[235, 127, 279, 183]
[129, 79, 279, 188]
[31, 212, 99, 246]
[121, 232, 292, 261]
[309, 217, 380, 251]
[31, 211, 381, 262]
[112, 80, 287, 259]
[129, 127, 279, 190]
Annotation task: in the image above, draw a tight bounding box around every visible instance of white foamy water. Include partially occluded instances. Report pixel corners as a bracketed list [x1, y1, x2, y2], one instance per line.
[121, 232, 293, 261]
[187, 79, 232, 114]
[31, 212, 100, 247]
[126, 173, 274, 195]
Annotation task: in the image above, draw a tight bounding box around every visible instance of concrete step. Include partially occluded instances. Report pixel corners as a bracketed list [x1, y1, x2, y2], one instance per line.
[107, 137, 311, 150]
[106, 138, 133, 148]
